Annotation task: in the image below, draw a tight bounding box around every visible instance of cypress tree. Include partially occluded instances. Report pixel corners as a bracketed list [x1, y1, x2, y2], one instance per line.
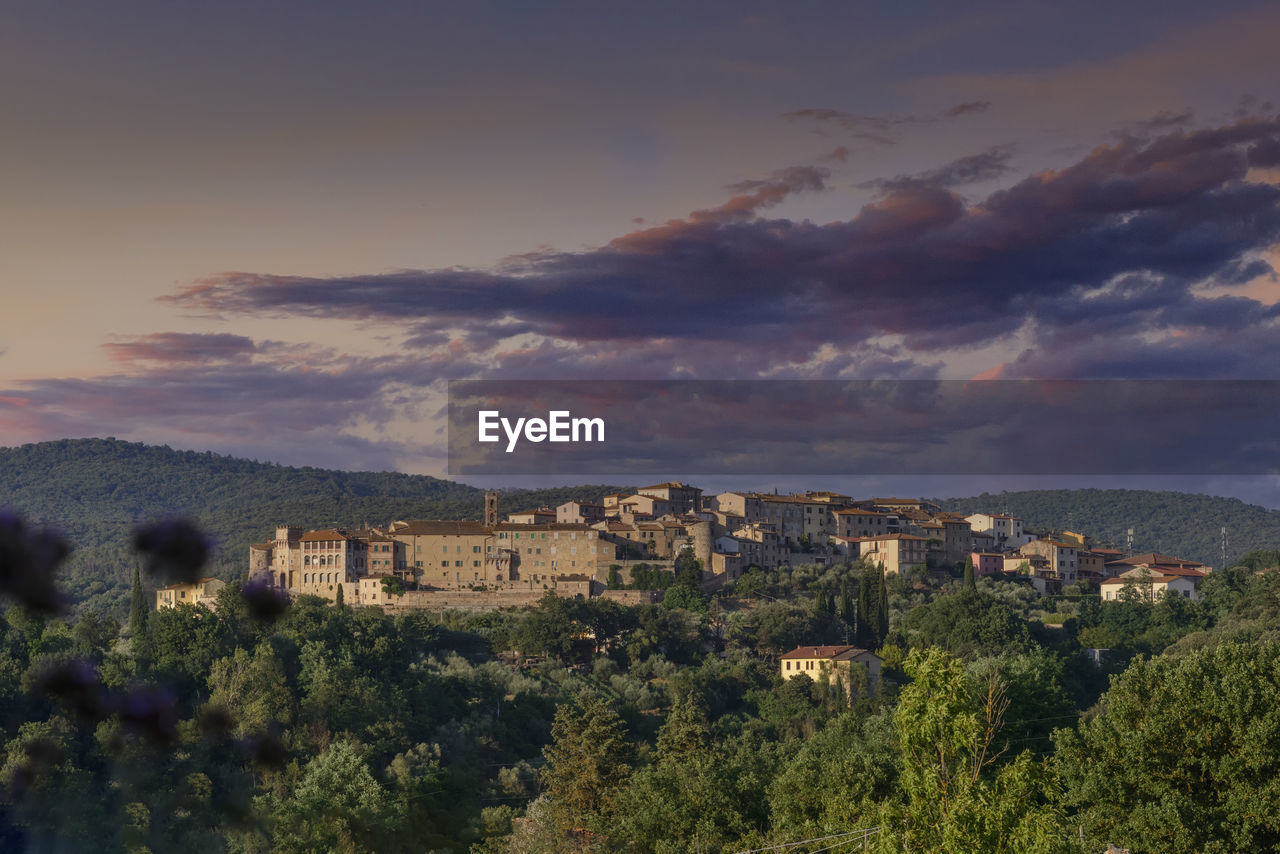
[334, 583, 345, 607]
[963, 558, 976, 593]
[129, 567, 149, 636]
[857, 562, 875, 647]
[839, 580, 855, 627]
[876, 564, 889, 644]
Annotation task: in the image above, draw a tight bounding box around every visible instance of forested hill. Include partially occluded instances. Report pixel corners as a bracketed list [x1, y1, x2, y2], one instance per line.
[0, 438, 628, 615]
[939, 488, 1280, 569]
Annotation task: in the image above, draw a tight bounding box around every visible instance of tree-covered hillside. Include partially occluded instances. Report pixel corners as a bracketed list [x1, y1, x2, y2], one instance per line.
[940, 489, 1280, 568]
[0, 439, 627, 615]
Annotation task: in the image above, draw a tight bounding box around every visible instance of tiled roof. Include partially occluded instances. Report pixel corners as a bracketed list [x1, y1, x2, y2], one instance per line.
[300, 528, 354, 542]
[780, 644, 876, 660]
[1108, 552, 1205, 568]
[494, 522, 594, 531]
[393, 520, 492, 536]
[157, 577, 220, 591]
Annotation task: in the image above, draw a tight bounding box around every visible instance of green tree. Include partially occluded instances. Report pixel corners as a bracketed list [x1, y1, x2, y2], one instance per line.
[129, 567, 149, 637]
[876, 564, 889, 643]
[540, 696, 633, 833]
[267, 739, 393, 853]
[769, 712, 897, 833]
[856, 562, 876, 647]
[207, 643, 293, 735]
[838, 580, 855, 630]
[963, 559, 976, 593]
[511, 592, 578, 661]
[615, 699, 774, 853]
[879, 648, 1070, 854]
[662, 583, 707, 613]
[1054, 640, 1280, 853]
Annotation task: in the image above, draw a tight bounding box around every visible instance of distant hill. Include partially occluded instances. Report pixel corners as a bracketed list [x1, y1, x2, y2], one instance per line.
[6, 440, 1280, 617]
[0, 438, 628, 615]
[939, 489, 1280, 569]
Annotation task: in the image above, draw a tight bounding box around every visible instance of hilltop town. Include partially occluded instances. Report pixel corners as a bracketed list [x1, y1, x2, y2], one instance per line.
[156, 481, 1210, 611]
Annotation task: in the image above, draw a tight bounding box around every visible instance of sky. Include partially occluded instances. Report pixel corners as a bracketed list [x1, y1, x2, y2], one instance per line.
[3, 1, 1280, 506]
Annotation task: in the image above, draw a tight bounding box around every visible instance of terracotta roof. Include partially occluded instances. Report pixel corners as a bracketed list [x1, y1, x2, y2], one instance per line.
[392, 520, 491, 536]
[757, 494, 825, 504]
[1120, 565, 1206, 579]
[834, 507, 891, 516]
[494, 522, 595, 532]
[640, 481, 698, 491]
[300, 528, 354, 542]
[1108, 552, 1205, 568]
[157, 577, 220, 591]
[780, 644, 876, 660]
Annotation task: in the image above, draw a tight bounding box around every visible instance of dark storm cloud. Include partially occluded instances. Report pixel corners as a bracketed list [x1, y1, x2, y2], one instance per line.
[1127, 110, 1195, 132]
[708, 165, 830, 222]
[859, 146, 1016, 192]
[102, 332, 257, 364]
[169, 116, 1280, 375]
[782, 101, 991, 143]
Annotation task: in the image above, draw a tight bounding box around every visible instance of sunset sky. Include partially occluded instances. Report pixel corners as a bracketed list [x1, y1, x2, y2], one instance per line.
[3, 2, 1280, 504]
